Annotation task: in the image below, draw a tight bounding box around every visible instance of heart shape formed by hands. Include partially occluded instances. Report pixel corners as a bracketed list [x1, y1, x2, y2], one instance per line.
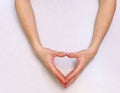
[53, 49, 96, 88]
[52, 53, 84, 88]
[36, 47, 95, 88]
[54, 56, 77, 77]
[52, 51, 90, 88]
[54, 56, 78, 87]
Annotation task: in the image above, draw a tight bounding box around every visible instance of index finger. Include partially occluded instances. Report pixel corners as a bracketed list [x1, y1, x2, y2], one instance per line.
[66, 63, 83, 83]
[49, 62, 66, 84]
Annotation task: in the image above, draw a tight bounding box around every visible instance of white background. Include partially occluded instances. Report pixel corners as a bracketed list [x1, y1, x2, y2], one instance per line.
[0, 0, 120, 93]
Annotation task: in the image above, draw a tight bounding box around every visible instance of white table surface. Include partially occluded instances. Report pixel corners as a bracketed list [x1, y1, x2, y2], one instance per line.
[0, 0, 120, 93]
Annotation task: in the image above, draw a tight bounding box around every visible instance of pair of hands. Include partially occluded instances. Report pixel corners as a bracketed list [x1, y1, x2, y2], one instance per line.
[33, 45, 97, 88]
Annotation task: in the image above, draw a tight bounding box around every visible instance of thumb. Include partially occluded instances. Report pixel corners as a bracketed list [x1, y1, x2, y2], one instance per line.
[66, 53, 78, 58]
[55, 52, 66, 57]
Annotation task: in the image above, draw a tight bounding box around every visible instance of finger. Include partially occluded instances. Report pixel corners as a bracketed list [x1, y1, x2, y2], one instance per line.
[49, 62, 66, 84]
[55, 52, 66, 57]
[66, 74, 78, 87]
[56, 78, 66, 88]
[66, 63, 83, 82]
[66, 53, 78, 58]
[46, 61, 66, 87]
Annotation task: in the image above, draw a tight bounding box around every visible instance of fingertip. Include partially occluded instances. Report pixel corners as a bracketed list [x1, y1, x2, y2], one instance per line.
[67, 53, 78, 58]
[66, 75, 78, 87]
[65, 82, 71, 88]
[62, 84, 67, 88]
[57, 52, 66, 57]
[65, 83, 69, 88]
[66, 53, 70, 55]
[66, 53, 72, 57]
[62, 52, 67, 56]
[56, 78, 66, 88]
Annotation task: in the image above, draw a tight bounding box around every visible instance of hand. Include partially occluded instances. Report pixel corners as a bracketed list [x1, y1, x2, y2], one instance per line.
[65, 48, 97, 87]
[33, 45, 66, 87]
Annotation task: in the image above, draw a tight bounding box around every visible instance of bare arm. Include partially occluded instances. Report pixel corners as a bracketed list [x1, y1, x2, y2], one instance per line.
[15, 0, 66, 88]
[66, 0, 116, 87]
[89, 0, 116, 51]
[15, 0, 41, 49]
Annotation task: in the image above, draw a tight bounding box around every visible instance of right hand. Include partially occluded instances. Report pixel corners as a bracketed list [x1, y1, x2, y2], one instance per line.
[33, 45, 66, 87]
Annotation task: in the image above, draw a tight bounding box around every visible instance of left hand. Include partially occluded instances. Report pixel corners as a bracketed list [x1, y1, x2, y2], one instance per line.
[33, 45, 66, 87]
[65, 48, 97, 87]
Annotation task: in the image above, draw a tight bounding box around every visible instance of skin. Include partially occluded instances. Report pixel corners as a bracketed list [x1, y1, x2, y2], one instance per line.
[15, 0, 116, 88]
[65, 0, 116, 87]
[15, 0, 66, 87]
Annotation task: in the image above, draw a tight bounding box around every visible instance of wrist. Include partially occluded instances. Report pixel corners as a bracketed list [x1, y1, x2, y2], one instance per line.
[88, 46, 98, 55]
[88, 42, 100, 52]
[32, 41, 43, 54]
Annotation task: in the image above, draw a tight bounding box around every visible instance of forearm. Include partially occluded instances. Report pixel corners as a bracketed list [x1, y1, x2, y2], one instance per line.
[89, 0, 116, 51]
[15, 0, 42, 49]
